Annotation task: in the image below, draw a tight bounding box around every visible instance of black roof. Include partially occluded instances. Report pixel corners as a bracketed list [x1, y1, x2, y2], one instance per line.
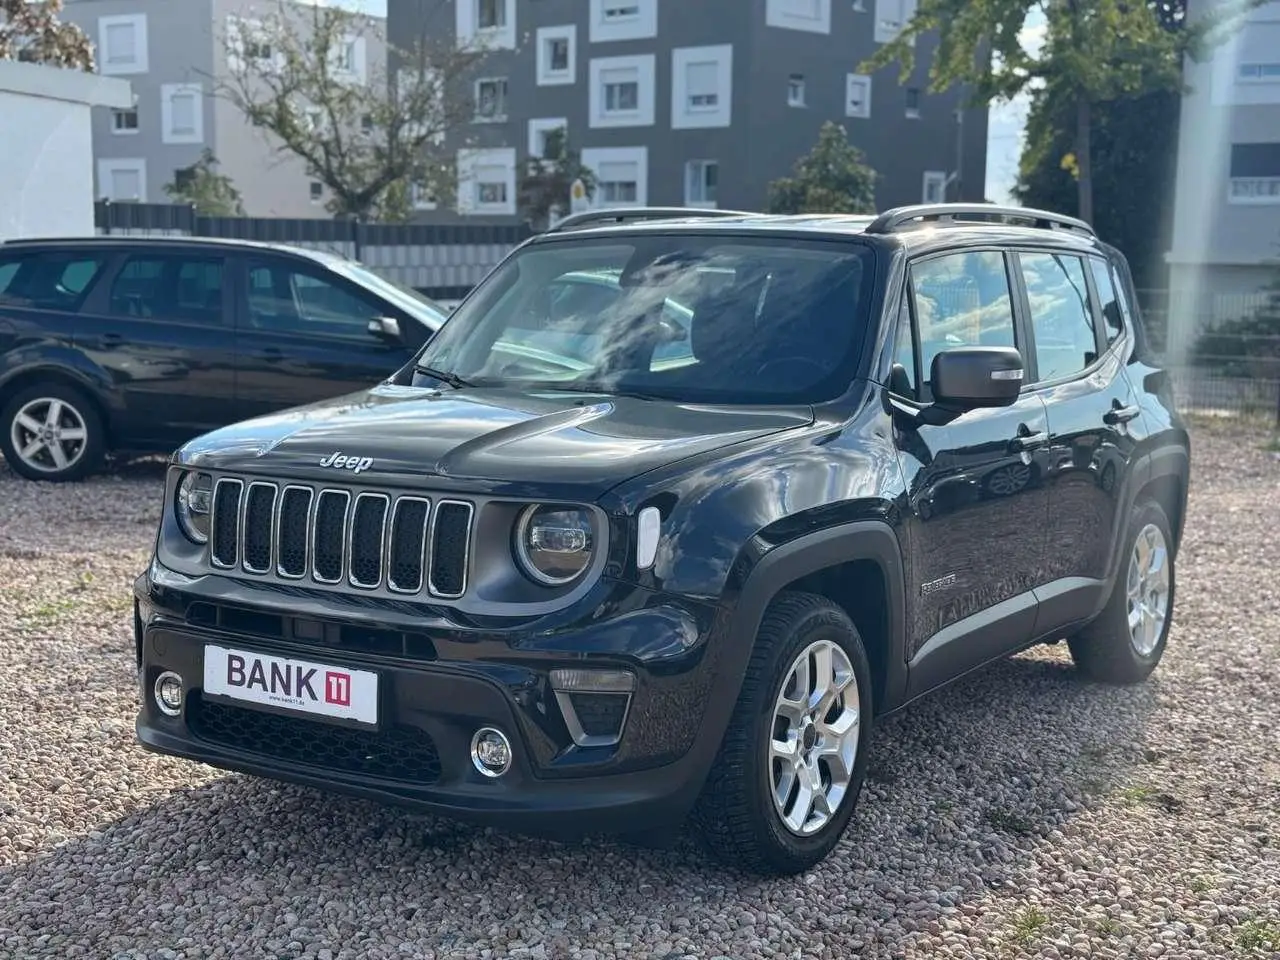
[0, 234, 346, 263]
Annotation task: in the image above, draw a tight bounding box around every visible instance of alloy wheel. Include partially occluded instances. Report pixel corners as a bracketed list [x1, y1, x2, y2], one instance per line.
[1126, 522, 1170, 656]
[9, 397, 89, 475]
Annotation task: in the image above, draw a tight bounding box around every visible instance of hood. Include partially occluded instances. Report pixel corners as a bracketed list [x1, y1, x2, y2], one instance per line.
[175, 383, 814, 500]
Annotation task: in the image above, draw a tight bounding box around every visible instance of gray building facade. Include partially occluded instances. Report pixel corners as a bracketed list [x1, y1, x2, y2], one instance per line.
[390, 0, 989, 221]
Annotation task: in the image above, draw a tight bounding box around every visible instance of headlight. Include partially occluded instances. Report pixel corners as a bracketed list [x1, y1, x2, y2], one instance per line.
[175, 471, 213, 544]
[514, 504, 595, 586]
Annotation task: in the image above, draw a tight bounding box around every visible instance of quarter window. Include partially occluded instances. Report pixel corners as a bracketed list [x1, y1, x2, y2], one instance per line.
[0, 254, 107, 312]
[1017, 252, 1097, 381]
[909, 251, 1016, 392]
[1088, 256, 1124, 346]
[107, 256, 225, 325]
[245, 262, 385, 338]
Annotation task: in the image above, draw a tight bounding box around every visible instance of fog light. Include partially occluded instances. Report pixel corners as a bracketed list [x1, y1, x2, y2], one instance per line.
[153, 671, 184, 717]
[470, 727, 512, 778]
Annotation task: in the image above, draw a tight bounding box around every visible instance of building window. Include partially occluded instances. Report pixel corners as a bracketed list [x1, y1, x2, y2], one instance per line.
[922, 170, 948, 204]
[588, 0, 657, 42]
[477, 178, 508, 206]
[474, 78, 508, 122]
[536, 25, 576, 85]
[161, 83, 204, 144]
[874, 0, 917, 44]
[589, 55, 656, 128]
[478, 0, 506, 29]
[685, 160, 718, 208]
[457, 0, 515, 50]
[310, 181, 323, 202]
[411, 183, 438, 210]
[528, 118, 569, 159]
[846, 74, 872, 118]
[457, 147, 516, 215]
[582, 146, 647, 207]
[765, 0, 832, 34]
[788, 74, 806, 107]
[905, 87, 920, 118]
[1228, 142, 1280, 204]
[111, 107, 139, 134]
[672, 45, 733, 129]
[98, 14, 148, 75]
[226, 16, 280, 74]
[329, 36, 365, 81]
[97, 159, 147, 202]
[1238, 62, 1280, 82]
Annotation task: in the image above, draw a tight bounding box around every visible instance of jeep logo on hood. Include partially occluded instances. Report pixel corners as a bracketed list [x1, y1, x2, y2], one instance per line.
[319, 451, 374, 474]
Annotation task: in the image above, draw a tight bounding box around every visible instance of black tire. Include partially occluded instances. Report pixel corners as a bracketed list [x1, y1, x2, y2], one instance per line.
[1068, 498, 1176, 684]
[692, 591, 874, 875]
[0, 381, 106, 482]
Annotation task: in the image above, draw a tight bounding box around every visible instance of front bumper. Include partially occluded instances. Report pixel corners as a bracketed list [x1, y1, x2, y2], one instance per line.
[132, 561, 731, 838]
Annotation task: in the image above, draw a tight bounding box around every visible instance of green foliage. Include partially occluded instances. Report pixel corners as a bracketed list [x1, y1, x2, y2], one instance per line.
[0, 0, 93, 70]
[516, 127, 597, 231]
[767, 121, 878, 215]
[163, 150, 246, 217]
[1191, 271, 1280, 378]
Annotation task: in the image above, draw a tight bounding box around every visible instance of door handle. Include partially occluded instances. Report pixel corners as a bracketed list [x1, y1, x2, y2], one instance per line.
[1104, 401, 1141, 425]
[99, 333, 124, 349]
[253, 347, 285, 363]
[1009, 425, 1048, 453]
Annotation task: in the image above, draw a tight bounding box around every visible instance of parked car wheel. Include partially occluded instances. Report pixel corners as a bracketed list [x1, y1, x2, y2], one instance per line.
[693, 591, 873, 875]
[0, 382, 106, 482]
[1068, 498, 1176, 684]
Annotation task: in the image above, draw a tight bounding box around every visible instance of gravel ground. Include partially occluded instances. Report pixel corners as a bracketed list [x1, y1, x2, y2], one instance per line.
[0, 421, 1278, 960]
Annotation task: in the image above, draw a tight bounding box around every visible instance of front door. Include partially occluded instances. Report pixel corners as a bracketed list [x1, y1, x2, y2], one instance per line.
[888, 249, 1053, 698]
[230, 255, 417, 421]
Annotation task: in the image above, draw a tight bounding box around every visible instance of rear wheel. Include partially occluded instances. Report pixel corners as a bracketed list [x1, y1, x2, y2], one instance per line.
[693, 591, 873, 875]
[0, 382, 106, 482]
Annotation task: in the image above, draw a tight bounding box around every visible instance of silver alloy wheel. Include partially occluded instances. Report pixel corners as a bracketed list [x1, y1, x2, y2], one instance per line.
[768, 637, 861, 837]
[1127, 522, 1171, 656]
[9, 397, 88, 474]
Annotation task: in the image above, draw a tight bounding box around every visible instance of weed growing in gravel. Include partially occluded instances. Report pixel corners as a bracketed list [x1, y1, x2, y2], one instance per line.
[1236, 919, 1280, 952]
[1118, 784, 1156, 804]
[1190, 876, 1214, 894]
[1093, 916, 1120, 937]
[1008, 905, 1049, 947]
[20, 596, 81, 623]
[985, 808, 1034, 835]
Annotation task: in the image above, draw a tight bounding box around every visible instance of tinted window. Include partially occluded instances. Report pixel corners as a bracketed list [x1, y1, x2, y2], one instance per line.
[892, 294, 917, 396]
[0, 253, 106, 312]
[1088, 257, 1124, 345]
[414, 237, 874, 405]
[107, 255, 225, 324]
[1018, 252, 1096, 381]
[0, 259, 22, 295]
[246, 261, 385, 338]
[910, 251, 1016, 389]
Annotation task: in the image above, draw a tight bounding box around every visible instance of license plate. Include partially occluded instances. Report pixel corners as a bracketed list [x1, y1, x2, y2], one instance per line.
[202, 644, 378, 727]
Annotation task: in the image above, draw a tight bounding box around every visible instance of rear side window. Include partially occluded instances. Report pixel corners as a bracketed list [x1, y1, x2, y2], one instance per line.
[107, 255, 225, 325]
[1088, 256, 1124, 345]
[0, 252, 107, 312]
[1017, 252, 1097, 382]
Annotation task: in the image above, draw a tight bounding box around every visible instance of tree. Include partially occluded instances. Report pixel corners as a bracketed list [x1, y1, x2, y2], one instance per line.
[163, 149, 246, 217]
[0, 0, 93, 70]
[858, 0, 1243, 226]
[218, 0, 494, 221]
[767, 121, 878, 215]
[517, 127, 596, 231]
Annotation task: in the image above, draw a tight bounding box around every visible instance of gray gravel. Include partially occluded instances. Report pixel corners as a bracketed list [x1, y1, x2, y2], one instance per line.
[1, 422, 1278, 960]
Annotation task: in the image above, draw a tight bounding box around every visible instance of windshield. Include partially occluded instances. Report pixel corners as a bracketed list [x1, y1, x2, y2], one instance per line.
[413, 234, 875, 404]
[327, 258, 451, 330]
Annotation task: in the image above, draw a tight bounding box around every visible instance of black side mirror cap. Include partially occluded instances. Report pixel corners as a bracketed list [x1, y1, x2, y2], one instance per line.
[931, 346, 1024, 408]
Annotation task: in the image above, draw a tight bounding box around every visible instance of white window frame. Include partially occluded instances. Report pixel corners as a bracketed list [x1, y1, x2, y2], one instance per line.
[765, 0, 832, 34]
[456, 147, 517, 216]
[922, 170, 948, 204]
[787, 74, 806, 107]
[310, 181, 324, 204]
[411, 183, 439, 211]
[329, 34, 367, 84]
[589, 54, 656, 128]
[581, 146, 648, 207]
[1227, 177, 1280, 204]
[98, 14, 148, 75]
[589, 0, 657, 43]
[671, 44, 733, 129]
[874, 0, 917, 45]
[97, 158, 147, 202]
[111, 106, 139, 135]
[456, 0, 516, 50]
[473, 77, 509, 123]
[684, 159, 718, 208]
[846, 73, 872, 118]
[528, 118, 569, 160]
[161, 83, 204, 145]
[536, 24, 576, 85]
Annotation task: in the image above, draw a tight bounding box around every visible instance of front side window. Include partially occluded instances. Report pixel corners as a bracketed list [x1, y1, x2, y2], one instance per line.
[245, 261, 385, 338]
[414, 236, 874, 405]
[108, 255, 224, 324]
[909, 250, 1016, 391]
[1018, 252, 1097, 381]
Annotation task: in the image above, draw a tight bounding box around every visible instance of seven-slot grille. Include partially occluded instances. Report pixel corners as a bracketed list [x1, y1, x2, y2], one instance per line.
[208, 477, 474, 599]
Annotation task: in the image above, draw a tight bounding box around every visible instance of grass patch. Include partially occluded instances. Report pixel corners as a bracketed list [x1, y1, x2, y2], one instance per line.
[1237, 919, 1280, 952]
[20, 596, 81, 623]
[1093, 916, 1120, 937]
[985, 808, 1034, 835]
[1189, 876, 1213, 895]
[1008, 905, 1049, 947]
[1117, 785, 1155, 805]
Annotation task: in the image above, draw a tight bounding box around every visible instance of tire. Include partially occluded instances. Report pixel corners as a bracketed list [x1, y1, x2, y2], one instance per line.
[692, 591, 874, 875]
[0, 381, 106, 482]
[1068, 498, 1176, 684]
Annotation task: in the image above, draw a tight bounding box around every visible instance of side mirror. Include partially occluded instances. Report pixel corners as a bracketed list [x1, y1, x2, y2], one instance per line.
[931, 346, 1024, 409]
[368, 315, 402, 341]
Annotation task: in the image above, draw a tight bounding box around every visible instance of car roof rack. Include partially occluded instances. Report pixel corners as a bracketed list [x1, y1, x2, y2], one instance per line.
[544, 206, 758, 233]
[864, 203, 1095, 237]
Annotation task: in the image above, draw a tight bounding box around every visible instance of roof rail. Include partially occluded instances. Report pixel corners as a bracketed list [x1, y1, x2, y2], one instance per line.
[865, 203, 1095, 237]
[544, 206, 757, 233]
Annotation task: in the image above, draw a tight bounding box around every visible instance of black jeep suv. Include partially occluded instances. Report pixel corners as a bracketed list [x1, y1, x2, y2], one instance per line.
[132, 204, 1190, 875]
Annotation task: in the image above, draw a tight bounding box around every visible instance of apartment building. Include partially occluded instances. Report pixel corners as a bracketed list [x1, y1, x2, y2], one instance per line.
[1166, 0, 1280, 352]
[63, 0, 386, 218]
[388, 0, 989, 221]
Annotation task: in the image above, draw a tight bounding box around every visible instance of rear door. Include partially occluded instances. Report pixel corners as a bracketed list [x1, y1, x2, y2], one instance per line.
[230, 254, 418, 420]
[75, 250, 236, 447]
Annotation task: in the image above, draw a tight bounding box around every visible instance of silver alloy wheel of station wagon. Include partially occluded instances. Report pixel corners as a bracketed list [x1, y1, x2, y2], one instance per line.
[769, 637, 861, 836]
[1127, 522, 1171, 656]
[9, 397, 89, 475]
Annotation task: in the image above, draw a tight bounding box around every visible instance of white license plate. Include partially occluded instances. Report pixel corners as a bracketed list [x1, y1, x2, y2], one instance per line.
[203, 644, 378, 727]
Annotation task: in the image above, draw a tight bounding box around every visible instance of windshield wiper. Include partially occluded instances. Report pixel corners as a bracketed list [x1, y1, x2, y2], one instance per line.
[416, 365, 473, 389]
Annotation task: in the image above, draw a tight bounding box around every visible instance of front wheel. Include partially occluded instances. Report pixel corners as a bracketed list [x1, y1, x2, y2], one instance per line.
[693, 591, 873, 875]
